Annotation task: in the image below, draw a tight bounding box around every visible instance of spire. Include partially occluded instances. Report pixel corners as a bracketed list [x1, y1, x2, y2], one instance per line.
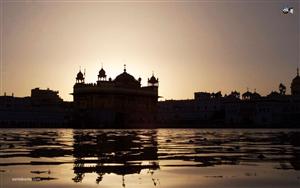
[297, 67, 299, 77]
[124, 64, 126, 72]
[99, 58, 103, 69]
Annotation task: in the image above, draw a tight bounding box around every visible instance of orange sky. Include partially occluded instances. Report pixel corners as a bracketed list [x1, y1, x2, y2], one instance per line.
[0, 0, 299, 101]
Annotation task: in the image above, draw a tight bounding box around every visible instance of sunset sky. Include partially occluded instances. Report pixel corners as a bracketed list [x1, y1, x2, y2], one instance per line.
[0, 0, 299, 101]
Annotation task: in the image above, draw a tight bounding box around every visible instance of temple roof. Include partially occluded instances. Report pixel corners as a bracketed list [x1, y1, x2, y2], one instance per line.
[114, 72, 140, 88]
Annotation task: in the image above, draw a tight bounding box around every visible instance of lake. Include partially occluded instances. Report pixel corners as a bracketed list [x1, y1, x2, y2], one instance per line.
[0, 129, 299, 188]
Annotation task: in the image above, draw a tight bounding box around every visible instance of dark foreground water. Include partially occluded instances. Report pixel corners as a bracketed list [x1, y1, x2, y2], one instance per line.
[0, 129, 299, 188]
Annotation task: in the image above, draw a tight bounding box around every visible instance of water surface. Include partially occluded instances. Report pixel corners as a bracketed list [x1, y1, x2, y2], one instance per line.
[0, 129, 299, 188]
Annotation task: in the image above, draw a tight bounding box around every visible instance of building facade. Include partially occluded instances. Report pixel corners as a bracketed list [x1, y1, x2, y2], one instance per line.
[0, 88, 71, 127]
[72, 65, 159, 127]
[158, 68, 300, 128]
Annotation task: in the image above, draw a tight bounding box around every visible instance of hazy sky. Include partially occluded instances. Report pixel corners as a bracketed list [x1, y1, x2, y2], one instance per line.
[0, 0, 299, 101]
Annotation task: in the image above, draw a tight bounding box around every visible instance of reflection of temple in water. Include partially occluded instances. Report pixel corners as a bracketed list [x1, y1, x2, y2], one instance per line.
[72, 130, 159, 186]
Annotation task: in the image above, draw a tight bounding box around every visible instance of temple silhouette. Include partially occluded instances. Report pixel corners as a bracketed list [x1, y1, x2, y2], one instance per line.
[72, 65, 158, 127]
[0, 66, 300, 128]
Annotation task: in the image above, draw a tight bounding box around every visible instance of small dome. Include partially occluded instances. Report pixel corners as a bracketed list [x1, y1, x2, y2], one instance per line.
[292, 75, 300, 85]
[267, 91, 281, 98]
[76, 71, 84, 80]
[148, 73, 159, 86]
[98, 68, 106, 78]
[227, 91, 240, 99]
[148, 75, 158, 84]
[252, 92, 261, 99]
[291, 68, 300, 95]
[242, 91, 252, 96]
[242, 91, 252, 99]
[242, 90, 261, 100]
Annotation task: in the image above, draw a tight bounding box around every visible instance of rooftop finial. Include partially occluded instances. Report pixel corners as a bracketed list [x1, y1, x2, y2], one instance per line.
[152, 71, 154, 76]
[124, 64, 126, 72]
[79, 66, 81, 72]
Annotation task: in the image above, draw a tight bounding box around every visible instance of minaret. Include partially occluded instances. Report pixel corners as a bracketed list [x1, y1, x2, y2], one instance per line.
[98, 64, 107, 81]
[291, 67, 300, 95]
[148, 72, 159, 87]
[76, 67, 85, 83]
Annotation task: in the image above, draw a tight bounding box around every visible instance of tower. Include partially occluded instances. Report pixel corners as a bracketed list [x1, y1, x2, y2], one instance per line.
[148, 72, 159, 87]
[76, 68, 85, 83]
[98, 65, 107, 81]
[291, 67, 300, 95]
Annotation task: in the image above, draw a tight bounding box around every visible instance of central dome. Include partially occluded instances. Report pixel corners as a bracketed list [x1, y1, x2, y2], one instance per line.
[114, 72, 140, 88]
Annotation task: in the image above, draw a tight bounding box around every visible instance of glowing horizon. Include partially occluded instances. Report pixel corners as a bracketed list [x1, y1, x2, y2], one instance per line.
[0, 0, 299, 101]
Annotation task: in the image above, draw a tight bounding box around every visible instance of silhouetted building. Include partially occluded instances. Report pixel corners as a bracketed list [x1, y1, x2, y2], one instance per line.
[1, 66, 300, 128]
[72, 65, 159, 127]
[31, 87, 63, 106]
[158, 68, 300, 127]
[291, 68, 300, 95]
[158, 92, 223, 126]
[224, 93, 300, 127]
[0, 88, 71, 127]
[158, 99, 196, 125]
